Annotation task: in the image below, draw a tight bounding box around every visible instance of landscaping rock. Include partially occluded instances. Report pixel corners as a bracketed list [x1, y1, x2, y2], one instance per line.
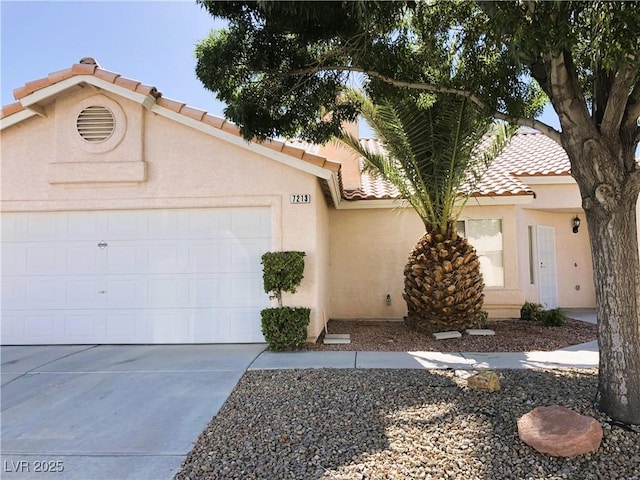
[465, 328, 496, 336]
[467, 371, 500, 392]
[432, 330, 462, 340]
[517, 405, 603, 457]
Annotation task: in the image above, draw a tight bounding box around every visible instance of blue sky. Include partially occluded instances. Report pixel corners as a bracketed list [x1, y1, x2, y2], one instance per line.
[1, 1, 226, 114]
[1, 0, 560, 133]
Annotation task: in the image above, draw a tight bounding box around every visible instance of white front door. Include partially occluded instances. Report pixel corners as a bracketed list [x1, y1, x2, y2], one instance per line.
[1, 208, 271, 345]
[537, 225, 558, 309]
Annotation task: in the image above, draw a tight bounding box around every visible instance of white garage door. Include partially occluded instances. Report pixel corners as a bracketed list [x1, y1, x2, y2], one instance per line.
[1, 208, 271, 344]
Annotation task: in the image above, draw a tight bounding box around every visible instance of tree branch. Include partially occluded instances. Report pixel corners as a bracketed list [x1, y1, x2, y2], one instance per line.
[289, 65, 562, 143]
[601, 59, 640, 138]
[625, 83, 640, 133]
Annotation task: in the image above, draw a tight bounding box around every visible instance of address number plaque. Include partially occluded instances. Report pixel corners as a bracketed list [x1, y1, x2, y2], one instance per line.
[290, 194, 311, 204]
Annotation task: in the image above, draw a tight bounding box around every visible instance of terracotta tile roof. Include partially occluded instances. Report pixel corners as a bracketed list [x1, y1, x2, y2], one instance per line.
[1, 57, 341, 176]
[497, 130, 570, 176]
[341, 132, 570, 201]
[342, 138, 402, 200]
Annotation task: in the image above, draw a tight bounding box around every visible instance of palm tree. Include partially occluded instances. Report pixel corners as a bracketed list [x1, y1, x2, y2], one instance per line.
[338, 91, 511, 333]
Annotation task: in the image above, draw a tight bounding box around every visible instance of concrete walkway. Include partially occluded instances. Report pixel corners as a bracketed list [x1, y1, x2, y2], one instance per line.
[250, 310, 599, 371]
[250, 340, 598, 371]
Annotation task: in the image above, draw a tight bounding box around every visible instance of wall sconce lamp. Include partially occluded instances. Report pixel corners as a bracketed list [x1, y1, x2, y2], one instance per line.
[572, 215, 581, 234]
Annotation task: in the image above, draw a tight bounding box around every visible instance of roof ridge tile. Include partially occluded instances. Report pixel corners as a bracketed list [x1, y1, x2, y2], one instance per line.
[46, 68, 75, 85]
[93, 68, 121, 84]
[71, 63, 98, 75]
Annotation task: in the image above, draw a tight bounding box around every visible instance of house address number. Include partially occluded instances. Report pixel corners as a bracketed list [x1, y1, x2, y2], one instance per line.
[290, 194, 311, 204]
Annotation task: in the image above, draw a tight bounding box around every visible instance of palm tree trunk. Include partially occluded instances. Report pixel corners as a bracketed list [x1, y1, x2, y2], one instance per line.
[404, 224, 484, 333]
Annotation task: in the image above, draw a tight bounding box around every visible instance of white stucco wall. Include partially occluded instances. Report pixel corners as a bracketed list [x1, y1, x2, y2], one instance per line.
[1, 88, 332, 340]
[328, 203, 527, 320]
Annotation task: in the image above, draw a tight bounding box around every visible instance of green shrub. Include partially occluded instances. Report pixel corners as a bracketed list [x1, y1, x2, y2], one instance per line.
[261, 307, 311, 351]
[261, 251, 306, 307]
[540, 308, 567, 327]
[260, 251, 309, 351]
[520, 301, 544, 322]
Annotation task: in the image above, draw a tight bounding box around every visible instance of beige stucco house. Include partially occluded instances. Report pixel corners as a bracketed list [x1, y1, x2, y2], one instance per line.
[1, 58, 597, 345]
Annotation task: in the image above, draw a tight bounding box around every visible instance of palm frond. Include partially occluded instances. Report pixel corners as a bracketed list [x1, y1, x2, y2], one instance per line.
[337, 89, 513, 232]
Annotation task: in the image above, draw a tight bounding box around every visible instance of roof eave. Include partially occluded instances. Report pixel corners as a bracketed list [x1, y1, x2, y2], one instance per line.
[515, 174, 575, 185]
[337, 192, 535, 209]
[16, 75, 158, 114]
[0, 108, 36, 130]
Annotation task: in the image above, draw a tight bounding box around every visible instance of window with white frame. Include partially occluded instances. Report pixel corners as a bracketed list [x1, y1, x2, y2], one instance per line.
[456, 219, 504, 287]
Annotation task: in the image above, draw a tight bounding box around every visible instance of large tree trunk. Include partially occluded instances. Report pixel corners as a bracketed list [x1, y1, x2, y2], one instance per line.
[566, 140, 640, 425]
[585, 190, 640, 425]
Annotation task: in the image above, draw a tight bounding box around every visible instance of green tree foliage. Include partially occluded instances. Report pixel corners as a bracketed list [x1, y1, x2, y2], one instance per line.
[197, 1, 640, 424]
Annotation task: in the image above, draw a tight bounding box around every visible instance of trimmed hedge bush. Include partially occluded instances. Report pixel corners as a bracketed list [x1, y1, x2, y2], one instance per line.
[260, 251, 309, 351]
[261, 307, 311, 351]
[261, 251, 306, 307]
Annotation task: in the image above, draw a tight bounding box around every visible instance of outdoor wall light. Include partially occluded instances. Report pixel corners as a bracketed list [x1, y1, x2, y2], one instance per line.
[572, 215, 581, 234]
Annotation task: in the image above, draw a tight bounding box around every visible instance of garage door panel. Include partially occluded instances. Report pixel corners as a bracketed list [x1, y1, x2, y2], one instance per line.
[106, 244, 146, 274]
[146, 311, 189, 343]
[26, 214, 65, 241]
[66, 279, 106, 308]
[64, 314, 104, 340]
[231, 241, 270, 270]
[188, 243, 228, 272]
[146, 244, 188, 273]
[68, 246, 104, 274]
[146, 278, 189, 308]
[1, 280, 22, 309]
[1, 214, 21, 241]
[105, 314, 140, 341]
[186, 210, 232, 239]
[8, 244, 99, 276]
[105, 279, 141, 305]
[23, 314, 59, 340]
[231, 208, 270, 238]
[106, 211, 150, 239]
[228, 311, 265, 343]
[2, 208, 271, 345]
[67, 212, 108, 240]
[189, 278, 225, 306]
[230, 276, 266, 306]
[26, 245, 67, 274]
[26, 279, 67, 308]
[1, 313, 20, 339]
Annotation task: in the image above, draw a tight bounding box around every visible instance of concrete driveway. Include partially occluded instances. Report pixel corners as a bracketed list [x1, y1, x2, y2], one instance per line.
[1, 344, 265, 480]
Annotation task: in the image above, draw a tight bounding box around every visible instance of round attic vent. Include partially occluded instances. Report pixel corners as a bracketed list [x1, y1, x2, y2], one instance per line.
[76, 105, 115, 142]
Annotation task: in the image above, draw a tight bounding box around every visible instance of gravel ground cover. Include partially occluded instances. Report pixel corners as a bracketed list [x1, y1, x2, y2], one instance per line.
[302, 318, 598, 352]
[175, 369, 639, 480]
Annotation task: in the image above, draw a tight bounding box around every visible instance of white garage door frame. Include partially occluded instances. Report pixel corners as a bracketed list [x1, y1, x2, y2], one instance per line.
[1, 207, 273, 345]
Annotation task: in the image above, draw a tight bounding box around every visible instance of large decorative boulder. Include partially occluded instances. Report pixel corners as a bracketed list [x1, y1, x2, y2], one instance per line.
[467, 371, 500, 392]
[517, 405, 603, 457]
